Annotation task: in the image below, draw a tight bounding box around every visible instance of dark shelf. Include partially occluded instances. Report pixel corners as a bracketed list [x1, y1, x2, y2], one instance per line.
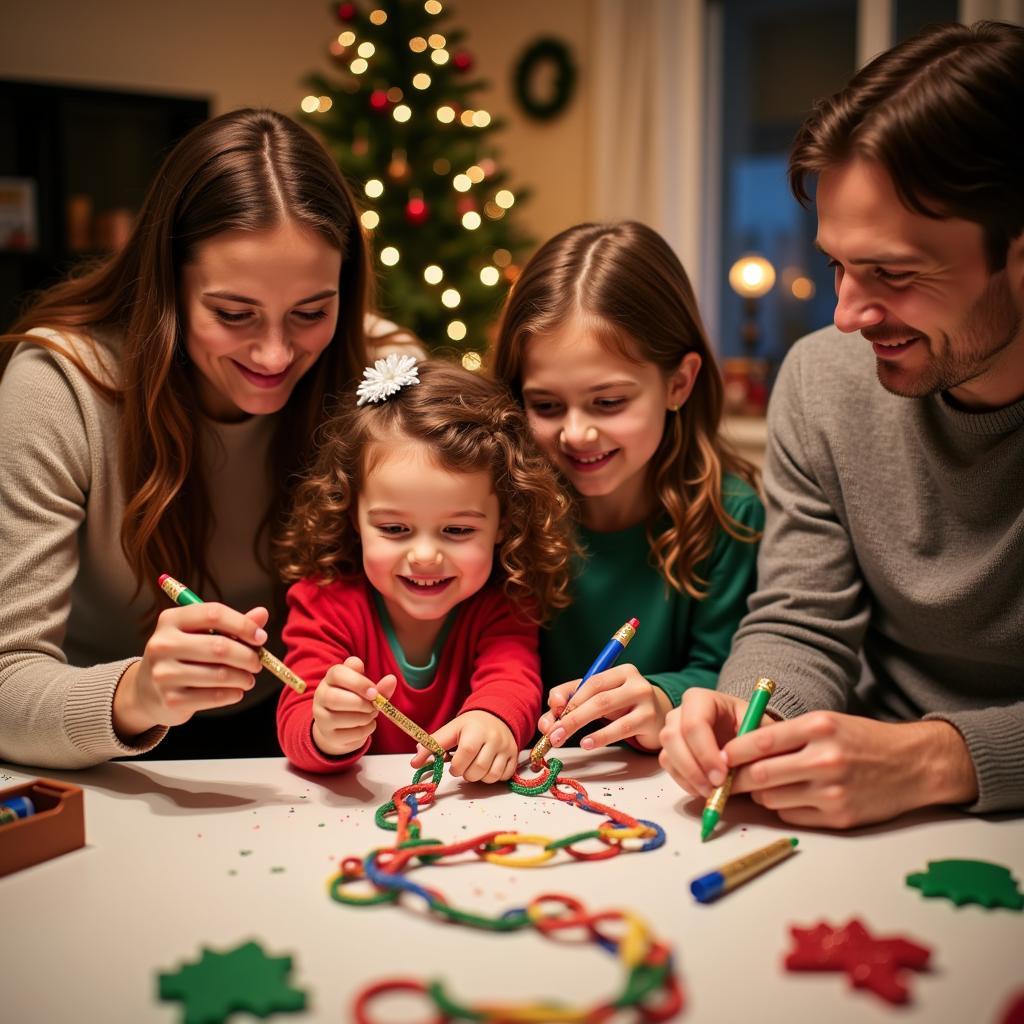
[0, 79, 209, 329]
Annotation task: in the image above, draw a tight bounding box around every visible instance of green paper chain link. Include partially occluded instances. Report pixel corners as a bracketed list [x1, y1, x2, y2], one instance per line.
[507, 757, 563, 795]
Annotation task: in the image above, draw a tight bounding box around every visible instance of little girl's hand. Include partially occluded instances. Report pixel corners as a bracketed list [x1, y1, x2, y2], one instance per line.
[542, 664, 672, 752]
[312, 656, 397, 757]
[412, 710, 517, 783]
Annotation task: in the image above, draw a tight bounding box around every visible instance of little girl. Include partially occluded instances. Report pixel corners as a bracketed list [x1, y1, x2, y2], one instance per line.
[275, 357, 576, 782]
[492, 221, 763, 755]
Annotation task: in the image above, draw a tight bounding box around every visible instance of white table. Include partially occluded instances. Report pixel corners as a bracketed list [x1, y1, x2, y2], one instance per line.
[1, 749, 1021, 1023]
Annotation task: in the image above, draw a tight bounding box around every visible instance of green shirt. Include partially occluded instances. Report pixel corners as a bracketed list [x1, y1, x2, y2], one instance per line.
[541, 475, 764, 707]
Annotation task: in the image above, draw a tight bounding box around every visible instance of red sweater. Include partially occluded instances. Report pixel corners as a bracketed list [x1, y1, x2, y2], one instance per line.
[277, 576, 542, 773]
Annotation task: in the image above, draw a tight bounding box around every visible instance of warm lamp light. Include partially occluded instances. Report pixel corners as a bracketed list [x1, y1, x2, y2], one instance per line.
[728, 254, 776, 299]
[724, 253, 776, 417]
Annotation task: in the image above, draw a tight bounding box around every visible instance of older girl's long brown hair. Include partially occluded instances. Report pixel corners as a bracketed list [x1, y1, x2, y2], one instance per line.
[1, 108, 370, 619]
[276, 361, 577, 622]
[492, 221, 760, 599]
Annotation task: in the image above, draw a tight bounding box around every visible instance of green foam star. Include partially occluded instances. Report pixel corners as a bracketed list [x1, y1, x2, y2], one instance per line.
[158, 940, 306, 1024]
[906, 858, 1024, 911]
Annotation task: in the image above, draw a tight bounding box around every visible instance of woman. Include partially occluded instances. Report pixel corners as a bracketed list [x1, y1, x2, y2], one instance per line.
[0, 108, 417, 766]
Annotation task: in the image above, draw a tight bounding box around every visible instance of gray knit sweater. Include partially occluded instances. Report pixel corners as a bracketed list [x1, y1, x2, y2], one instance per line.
[0, 319, 418, 769]
[718, 326, 1024, 814]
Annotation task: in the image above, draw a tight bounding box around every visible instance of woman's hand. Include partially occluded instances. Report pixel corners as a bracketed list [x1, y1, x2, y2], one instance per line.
[113, 603, 271, 739]
[538, 665, 673, 752]
[411, 710, 518, 783]
[311, 656, 398, 758]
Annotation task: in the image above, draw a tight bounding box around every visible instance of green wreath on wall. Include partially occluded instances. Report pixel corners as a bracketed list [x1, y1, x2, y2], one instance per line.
[513, 37, 577, 121]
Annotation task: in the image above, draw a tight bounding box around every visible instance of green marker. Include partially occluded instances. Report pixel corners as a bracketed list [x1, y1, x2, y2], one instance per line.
[701, 677, 776, 841]
[158, 573, 307, 694]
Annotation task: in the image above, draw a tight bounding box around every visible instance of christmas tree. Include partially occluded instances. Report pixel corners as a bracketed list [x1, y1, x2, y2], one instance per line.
[301, 0, 533, 362]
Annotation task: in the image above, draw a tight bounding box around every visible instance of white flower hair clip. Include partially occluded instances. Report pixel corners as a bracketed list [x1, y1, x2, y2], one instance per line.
[356, 353, 421, 406]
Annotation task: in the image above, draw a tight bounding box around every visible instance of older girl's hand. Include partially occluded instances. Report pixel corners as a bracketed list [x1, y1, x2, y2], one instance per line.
[658, 688, 754, 798]
[539, 665, 672, 752]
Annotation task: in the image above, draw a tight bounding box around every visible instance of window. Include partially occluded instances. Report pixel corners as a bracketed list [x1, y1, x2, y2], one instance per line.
[708, 0, 957, 408]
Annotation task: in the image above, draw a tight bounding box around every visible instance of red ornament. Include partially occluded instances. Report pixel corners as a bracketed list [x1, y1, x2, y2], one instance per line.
[369, 90, 390, 112]
[336, 2, 357, 21]
[405, 198, 429, 226]
[456, 196, 476, 216]
[452, 50, 474, 72]
[785, 919, 931, 1006]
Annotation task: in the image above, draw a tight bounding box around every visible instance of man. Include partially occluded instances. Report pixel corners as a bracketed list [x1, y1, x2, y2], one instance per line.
[660, 20, 1024, 827]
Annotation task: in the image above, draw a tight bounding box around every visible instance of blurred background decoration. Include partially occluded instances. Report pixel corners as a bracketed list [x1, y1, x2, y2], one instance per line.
[512, 36, 577, 122]
[301, 0, 536, 361]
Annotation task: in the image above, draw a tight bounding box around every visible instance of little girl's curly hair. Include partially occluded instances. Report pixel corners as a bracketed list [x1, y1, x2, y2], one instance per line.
[275, 360, 577, 622]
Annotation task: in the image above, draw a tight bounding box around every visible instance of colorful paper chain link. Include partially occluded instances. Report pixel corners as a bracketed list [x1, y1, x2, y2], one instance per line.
[328, 755, 682, 1023]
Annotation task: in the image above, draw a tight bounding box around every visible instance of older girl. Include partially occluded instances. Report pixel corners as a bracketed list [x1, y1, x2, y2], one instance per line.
[492, 221, 763, 755]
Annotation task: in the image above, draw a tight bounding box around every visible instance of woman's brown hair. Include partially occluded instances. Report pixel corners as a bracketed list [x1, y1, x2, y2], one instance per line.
[1, 108, 370, 617]
[276, 360, 577, 621]
[789, 20, 1024, 271]
[491, 221, 759, 600]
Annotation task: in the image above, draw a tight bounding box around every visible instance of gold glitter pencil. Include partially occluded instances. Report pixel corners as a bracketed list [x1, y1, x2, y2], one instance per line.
[690, 837, 799, 901]
[370, 694, 450, 761]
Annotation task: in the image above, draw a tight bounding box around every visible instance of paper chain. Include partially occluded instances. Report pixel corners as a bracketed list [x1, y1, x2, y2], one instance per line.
[328, 754, 683, 1023]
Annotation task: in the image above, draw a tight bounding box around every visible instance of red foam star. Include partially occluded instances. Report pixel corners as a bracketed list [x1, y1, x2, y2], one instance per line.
[784, 919, 931, 1005]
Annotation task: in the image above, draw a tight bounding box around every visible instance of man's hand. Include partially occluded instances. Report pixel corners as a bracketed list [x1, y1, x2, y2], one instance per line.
[410, 710, 517, 783]
[660, 688, 979, 828]
[724, 712, 978, 828]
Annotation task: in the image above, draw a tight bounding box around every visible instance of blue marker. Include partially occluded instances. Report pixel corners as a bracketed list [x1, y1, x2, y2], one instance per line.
[530, 617, 639, 764]
[690, 837, 799, 903]
[0, 795, 36, 826]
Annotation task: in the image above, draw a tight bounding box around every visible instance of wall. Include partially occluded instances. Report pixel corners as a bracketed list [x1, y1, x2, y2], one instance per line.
[450, 0, 592, 242]
[0, 0, 592, 244]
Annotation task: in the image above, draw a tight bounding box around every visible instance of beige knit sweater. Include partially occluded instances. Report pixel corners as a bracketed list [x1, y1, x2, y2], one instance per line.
[0, 317, 419, 769]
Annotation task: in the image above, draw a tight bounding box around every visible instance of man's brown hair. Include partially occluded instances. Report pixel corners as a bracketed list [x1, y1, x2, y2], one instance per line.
[790, 20, 1024, 269]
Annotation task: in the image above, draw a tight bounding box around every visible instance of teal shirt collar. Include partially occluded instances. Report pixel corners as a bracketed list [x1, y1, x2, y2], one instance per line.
[371, 589, 456, 689]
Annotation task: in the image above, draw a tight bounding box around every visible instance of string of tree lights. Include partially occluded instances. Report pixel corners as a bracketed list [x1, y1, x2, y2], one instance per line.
[302, 0, 533, 364]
